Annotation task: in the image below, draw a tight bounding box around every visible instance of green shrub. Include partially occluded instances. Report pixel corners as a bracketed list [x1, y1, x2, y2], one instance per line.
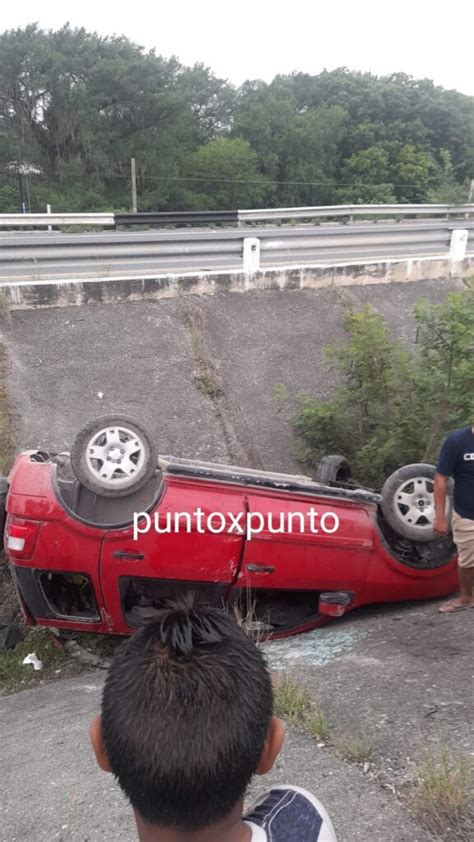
[295, 289, 474, 487]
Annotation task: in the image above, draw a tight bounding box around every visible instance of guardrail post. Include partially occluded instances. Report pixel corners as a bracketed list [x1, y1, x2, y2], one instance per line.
[449, 229, 468, 261]
[243, 237, 260, 273]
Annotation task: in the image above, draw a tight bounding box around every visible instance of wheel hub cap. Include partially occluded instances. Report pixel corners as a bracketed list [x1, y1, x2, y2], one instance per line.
[395, 477, 436, 529]
[86, 425, 145, 488]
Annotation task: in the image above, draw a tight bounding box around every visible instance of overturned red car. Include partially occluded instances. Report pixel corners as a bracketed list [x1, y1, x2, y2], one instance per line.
[2, 415, 457, 639]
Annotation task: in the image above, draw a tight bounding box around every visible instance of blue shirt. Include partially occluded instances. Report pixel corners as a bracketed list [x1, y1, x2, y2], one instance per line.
[436, 426, 474, 519]
[244, 786, 337, 841]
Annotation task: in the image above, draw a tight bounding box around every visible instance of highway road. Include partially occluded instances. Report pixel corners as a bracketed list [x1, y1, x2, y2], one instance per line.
[0, 219, 473, 282]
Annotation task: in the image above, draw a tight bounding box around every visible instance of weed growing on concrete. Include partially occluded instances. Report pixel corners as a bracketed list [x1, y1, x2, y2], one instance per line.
[409, 747, 473, 840]
[273, 382, 288, 407]
[0, 293, 11, 325]
[335, 736, 375, 764]
[181, 301, 223, 400]
[273, 676, 312, 725]
[306, 699, 329, 741]
[272, 674, 331, 738]
[0, 344, 12, 473]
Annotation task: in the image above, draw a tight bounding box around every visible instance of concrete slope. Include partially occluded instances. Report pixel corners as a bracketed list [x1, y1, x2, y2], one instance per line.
[1, 277, 467, 471]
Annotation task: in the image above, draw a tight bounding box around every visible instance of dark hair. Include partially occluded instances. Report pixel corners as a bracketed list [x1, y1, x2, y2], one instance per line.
[101, 598, 273, 831]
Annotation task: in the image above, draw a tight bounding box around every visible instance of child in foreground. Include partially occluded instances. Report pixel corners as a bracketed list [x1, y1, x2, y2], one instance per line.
[90, 599, 338, 841]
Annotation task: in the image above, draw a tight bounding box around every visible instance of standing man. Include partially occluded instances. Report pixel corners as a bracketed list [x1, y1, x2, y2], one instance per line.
[434, 424, 474, 613]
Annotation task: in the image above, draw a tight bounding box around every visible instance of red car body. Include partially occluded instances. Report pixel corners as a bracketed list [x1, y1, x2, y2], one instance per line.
[4, 450, 458, 639]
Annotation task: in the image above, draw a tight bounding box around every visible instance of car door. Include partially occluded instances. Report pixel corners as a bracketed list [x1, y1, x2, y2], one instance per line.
[99, 476, 246, 633]
[237, 491, 374, 594]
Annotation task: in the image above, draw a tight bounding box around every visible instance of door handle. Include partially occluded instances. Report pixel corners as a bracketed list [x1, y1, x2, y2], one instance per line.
[246, 563, 275, 574]
[113, 550, 144, 560]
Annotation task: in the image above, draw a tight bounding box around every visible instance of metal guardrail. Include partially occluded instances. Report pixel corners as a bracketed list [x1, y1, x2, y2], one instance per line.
[0, 212, 115, 227]
[0, 220, 472, 281]
[115, 211, 238, 226]
[238, 203, 474, 222]
[0, 210, 236, 228]
[0, 204, 473, 229]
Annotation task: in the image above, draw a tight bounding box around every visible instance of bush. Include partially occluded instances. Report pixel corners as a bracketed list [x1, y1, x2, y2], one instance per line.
[295, 288, 474, 487]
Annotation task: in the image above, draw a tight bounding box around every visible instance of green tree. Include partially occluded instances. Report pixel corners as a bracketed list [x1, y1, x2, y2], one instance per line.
[182, 138, 272, 209]
[0, 29, 472, 211]
[427, 149, 469, 203]
[0, 24, 236, 211]
[337, 145, 396, 203]
[392, 143, 434, 202]
[233, 80, 345, 205]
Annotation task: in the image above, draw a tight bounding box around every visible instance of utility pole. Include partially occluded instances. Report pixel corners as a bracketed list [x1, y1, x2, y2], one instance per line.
[18, 170, 25, 212]
[468, 179, 474, 203]
[131, 157, 138, 213]
[24, 171, 32, 213]
[465, 179, 474, 220]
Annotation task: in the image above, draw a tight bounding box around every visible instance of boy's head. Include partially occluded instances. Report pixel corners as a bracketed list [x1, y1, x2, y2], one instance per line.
[90, 598, 284, 835]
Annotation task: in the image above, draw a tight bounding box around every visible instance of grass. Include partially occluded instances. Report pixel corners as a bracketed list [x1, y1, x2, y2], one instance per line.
[273, 382, 288, 407]
[0, 626, 123, 695]
[335, 736, 375, 764]
[273, 675, 384, 764]
[0, 627, 77, 695]
[273, 676, 312, 724]
[273, 675, 325, 730]
[306, 700, 329, 741]
[233, 591, 271, 644]
[181, 302, 223, 401]
[408, 747, 474, 839]
[0, 343, 13, 474]
[0, 293, 11, 323]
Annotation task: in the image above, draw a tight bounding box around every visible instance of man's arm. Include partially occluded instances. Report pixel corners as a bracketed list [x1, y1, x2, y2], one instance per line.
[433, 472, 449, 534]
[434, 432, 457, 534]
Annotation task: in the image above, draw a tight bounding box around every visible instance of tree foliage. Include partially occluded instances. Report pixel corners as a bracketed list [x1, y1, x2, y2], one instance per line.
[181, 138, 272, 209]
[295, 289, 474, 487]
[0, 26, 472, 211]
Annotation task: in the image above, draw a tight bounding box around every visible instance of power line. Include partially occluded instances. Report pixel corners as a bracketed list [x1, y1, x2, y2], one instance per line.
[0, 168, 448, 189]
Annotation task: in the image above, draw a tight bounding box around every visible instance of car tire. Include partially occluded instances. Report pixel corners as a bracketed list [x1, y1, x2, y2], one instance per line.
[71, 415, 157, 498]
[381, 463, 452, 543]
[315, 454, 352, 484]
[0, 476, 8, 537]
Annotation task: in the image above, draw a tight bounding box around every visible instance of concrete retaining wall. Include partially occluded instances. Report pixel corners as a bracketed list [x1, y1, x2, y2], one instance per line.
[2, 255, 473, 310]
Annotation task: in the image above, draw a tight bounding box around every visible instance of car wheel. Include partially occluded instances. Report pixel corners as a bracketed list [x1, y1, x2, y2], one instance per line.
[71, 415, 157, 498]
[381, 463, 452, 543]
[315, 454, 352, 484]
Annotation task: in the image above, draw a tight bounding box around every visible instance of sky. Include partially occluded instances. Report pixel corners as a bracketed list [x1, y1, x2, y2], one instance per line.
[1, 0, 474, 96]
